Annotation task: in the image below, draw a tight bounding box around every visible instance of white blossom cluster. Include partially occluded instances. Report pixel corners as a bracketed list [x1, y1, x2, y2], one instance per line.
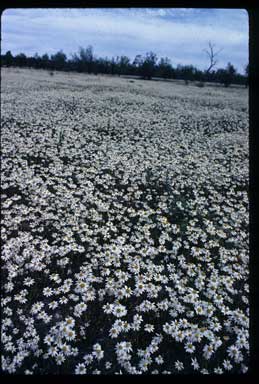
[1, 68, 249, 375]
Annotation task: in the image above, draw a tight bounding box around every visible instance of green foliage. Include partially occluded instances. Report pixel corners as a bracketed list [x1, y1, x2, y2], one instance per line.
[140, 52, 158, 80]
[51, 50, 67, 71]
[0, 48, 247, 86]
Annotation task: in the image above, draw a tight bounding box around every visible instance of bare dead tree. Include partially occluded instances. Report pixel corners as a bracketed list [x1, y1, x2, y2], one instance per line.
[203, 41, 223, 74]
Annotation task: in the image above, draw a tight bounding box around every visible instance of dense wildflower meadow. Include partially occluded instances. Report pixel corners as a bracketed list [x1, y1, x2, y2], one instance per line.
[1, 68, 249, 375]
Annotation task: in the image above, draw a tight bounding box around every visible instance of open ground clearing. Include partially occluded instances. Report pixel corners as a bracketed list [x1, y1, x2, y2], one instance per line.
[1, 68, 249, 374]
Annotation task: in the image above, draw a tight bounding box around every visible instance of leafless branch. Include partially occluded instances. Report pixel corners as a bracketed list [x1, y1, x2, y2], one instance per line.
[203, 41, 223, 73]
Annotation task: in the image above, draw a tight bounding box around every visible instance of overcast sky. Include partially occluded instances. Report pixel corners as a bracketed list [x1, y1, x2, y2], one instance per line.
[1, 8, 248, 73]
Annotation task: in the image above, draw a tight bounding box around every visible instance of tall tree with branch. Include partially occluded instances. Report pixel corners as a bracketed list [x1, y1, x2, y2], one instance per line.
[203, 41, 222, 79]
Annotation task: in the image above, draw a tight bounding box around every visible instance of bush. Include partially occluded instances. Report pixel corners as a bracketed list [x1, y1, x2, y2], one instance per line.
[196, 81, 205, 88]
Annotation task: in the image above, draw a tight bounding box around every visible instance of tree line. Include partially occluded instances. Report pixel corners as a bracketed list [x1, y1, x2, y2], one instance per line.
[1, 46, 248, 87]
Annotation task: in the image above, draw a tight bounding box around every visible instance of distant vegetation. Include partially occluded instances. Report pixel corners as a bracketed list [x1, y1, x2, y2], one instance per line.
[1, 46, 248, 87]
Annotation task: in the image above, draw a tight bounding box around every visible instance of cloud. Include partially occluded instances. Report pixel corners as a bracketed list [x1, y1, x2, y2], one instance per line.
[1, 8, 248, 72]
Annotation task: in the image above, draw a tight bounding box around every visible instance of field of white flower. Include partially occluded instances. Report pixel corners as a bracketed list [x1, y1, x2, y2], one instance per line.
[1, 67, 249, 375]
